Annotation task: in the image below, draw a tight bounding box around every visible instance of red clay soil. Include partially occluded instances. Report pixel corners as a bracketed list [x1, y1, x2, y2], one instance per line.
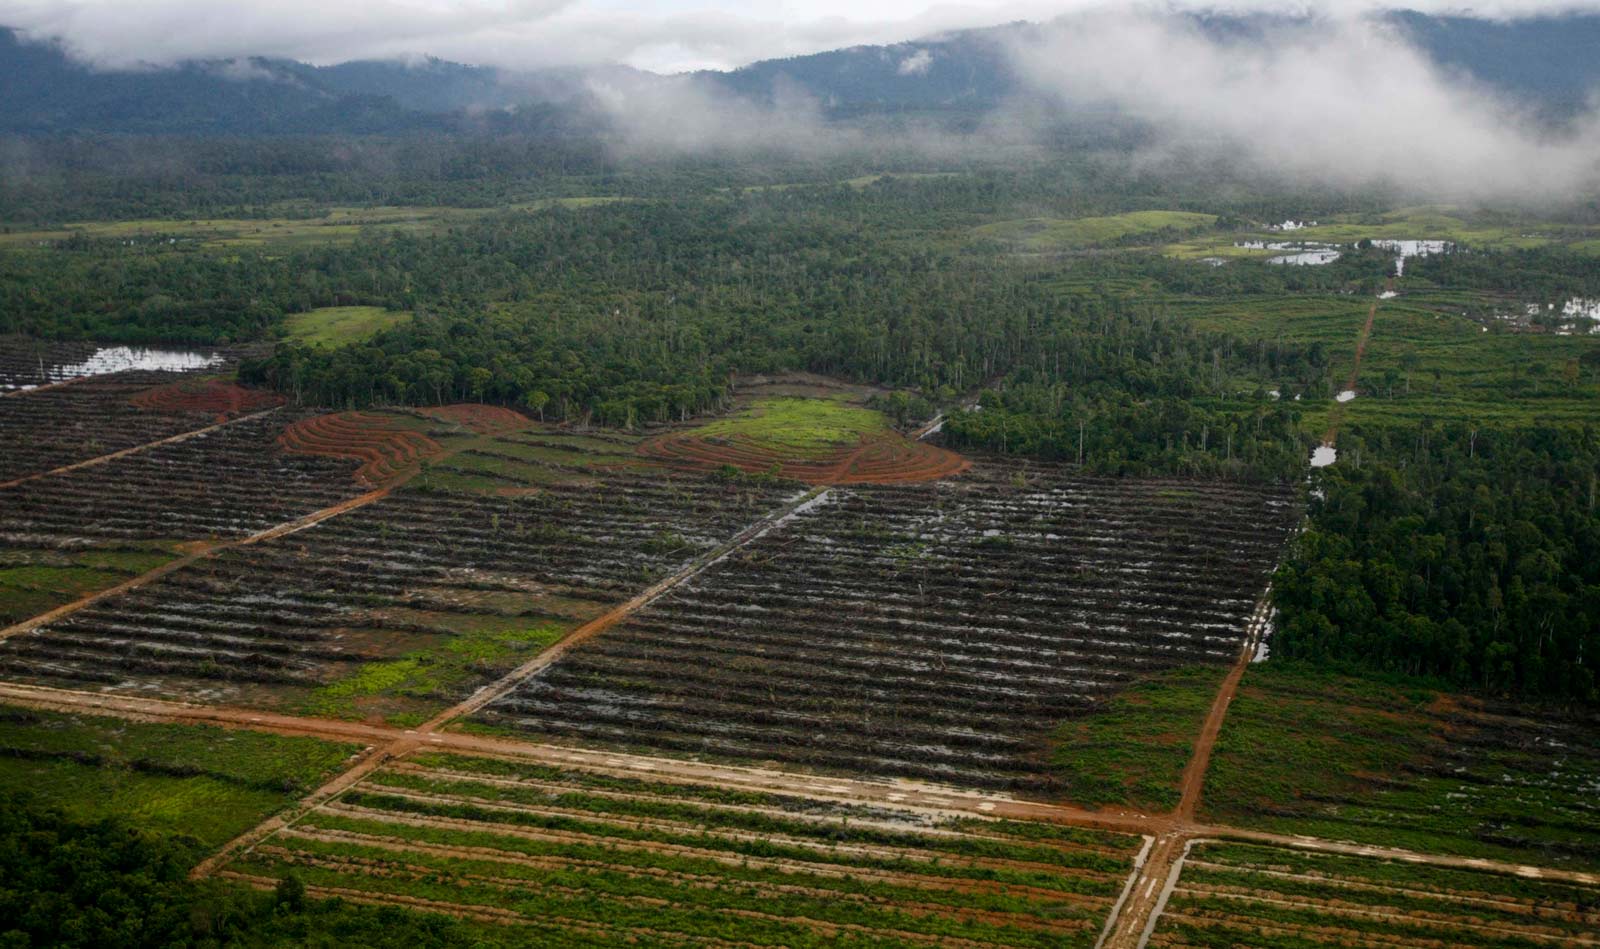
[638, 431, 970, 485]
[417, 404, 534, 435]
[278, 411, 443, 486]
[130, 378, 285, 421]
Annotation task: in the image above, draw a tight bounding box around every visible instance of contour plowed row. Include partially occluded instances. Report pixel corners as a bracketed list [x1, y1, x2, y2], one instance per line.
[279, 412, 443, 486]
[418, 404, 534, 435]
[638, 431, 969, 485]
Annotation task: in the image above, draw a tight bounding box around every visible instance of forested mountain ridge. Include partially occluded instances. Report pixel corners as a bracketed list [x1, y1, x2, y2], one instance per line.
[4, 9, 1600, 134]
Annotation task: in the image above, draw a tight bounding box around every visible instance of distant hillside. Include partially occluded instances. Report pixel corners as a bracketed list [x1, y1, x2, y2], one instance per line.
[3, 9, 1600, 135]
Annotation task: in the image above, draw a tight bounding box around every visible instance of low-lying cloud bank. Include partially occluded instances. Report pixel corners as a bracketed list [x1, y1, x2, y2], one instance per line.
[1006, 8, 1600, 201]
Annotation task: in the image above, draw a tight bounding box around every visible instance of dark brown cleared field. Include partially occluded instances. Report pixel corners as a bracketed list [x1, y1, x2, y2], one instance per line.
[0, 371, 236, 481]
[473, 460, 1299, 792]
[0, 409, 362, 544]
[0, 474, 797, 710]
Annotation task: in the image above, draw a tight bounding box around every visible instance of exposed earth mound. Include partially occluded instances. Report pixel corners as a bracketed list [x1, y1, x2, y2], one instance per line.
[278, 411, 442, 486]
[638, 396, 968, 485]
[129, 378, 285, 419]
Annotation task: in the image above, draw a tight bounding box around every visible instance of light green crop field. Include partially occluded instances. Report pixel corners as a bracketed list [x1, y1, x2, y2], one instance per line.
[690, 395, 889, 455]
[976, 210, 1219, 251]
[222, 750, 1146, 947]
[283, 306, 411, 347]
[0, 705, 360, 851]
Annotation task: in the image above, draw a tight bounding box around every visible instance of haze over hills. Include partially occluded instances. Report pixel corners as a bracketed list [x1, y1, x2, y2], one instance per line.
[4, 9, 1600, 135]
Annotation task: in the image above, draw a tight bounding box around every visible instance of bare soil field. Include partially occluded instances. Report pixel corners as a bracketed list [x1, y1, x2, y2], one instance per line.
[0, 371, 263, 482]
[129, 377, 285, 418]
[473, 459, 1299, 793]
[218, 749, 1147, 947]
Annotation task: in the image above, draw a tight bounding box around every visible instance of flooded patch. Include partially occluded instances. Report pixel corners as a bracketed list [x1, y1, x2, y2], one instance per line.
[1336, 390, 1357, 403]
[1310, 445, 1337, 467]
[1378, 290, 1397, 299]
[54, 347, 225, 379]
[1372, 238, 1453, 276]
[1268, 249, 1341, 266]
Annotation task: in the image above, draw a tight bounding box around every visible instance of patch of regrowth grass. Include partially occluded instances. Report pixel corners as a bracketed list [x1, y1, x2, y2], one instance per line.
[1047, 665, 1228, 811]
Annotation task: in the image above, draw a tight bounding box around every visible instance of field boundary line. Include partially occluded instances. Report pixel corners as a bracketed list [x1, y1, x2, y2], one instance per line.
[1095, 834, 1157, 949]
[0, 374, 97, 399]
[0, 405, 283, 491]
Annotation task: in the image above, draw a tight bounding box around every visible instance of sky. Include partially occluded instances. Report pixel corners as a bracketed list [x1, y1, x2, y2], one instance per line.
[3, 0, 1599, 73]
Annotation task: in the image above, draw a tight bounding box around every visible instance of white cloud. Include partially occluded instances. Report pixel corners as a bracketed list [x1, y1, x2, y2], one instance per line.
[1008, 6, 1600, 200]
[7, 1, 1592, 75]
[896, 47, 933, 75]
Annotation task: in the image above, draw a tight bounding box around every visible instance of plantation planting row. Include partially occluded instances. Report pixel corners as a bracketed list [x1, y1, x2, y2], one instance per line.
[222, 750, 1143, 947]
[1150, 841, 1600, 947]
[0, 371, 232, 482]
[0, 474, 797, 706]
[0, 410, 363, 546]
[278, 411, 445, 486]
[478, 461, 1298, 791]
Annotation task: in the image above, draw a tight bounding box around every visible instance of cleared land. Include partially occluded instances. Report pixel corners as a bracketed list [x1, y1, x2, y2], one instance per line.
[0, 470, 795, 721]
[473, 460, 1297, 793]
[640, 396, 968, 484]
[217, 749, 1147, 947]
[1149, 839, 1600, 948]
[283, 306, 411, 348]
[974, 211, 1219, 251]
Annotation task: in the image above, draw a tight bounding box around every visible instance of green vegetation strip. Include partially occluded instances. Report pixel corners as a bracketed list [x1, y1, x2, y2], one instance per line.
[0, 705, 359, 850]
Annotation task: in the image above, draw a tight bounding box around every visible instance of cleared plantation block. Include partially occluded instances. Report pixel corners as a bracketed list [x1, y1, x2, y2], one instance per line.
[0, 704, 360, 850]
[0, 409, 366, 545]
[278, 411, 445, 486]
[1149, 840, 1600, 948]
[220, 750, 1145, 947]
[0, 473, 796, 719]
[1202, 664, 1600, 872]
[415, 404, 532, 436]
[476, 460, 1298, 794]
[0, 370, 232, 482]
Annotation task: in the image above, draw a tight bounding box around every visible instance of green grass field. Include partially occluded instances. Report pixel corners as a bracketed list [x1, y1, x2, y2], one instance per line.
[976, 210, 1218, 251]
[689, 396, 888, 455]
[1202, 663, 1600, 872]
[0, 705, 359, 851]
[283, 306, 411, 347]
